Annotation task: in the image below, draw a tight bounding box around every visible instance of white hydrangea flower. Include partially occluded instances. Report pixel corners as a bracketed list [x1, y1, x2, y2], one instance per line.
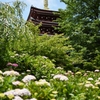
[12, 81, 21, 86]
[41, 76, 47, 78]
[21, 73, 25, 75]
[84, 83, 94, 88]
[12, 81, 24, 86]
[42, 56, 47, 59]
[95, 80, 99, 83]
[94, 69, 99, 72]
[0, 70, 3, 74]
[3, 70, 20, 76]
[60, 76, 68, 81]
[86, 71, 90, 73]
[13, 96, 23, 100]
[22, 54, 26, 56]
[35, 79, 50, 86]
[0, 93, 5, 98]
[22, 75, 36, 83]
[65, 70, 74, 75]
[85, 81, 91, 84]
[0, 76, 4, 82]
[26, 70, 31, 72]
[20, 88, 31, 96]
[97, 96, 100, 99]
[15, 54, 19, 56]
[13, 89, 22, 96]
[53, 74, 68, 81]
[52, 91, 58, 94]
[4, 88, 31, 96]
[11, 56, 15, 58]
[75, 71, 82, 75]
[4, 90, 15, 96]
[51, 74, 55, 76]
[88, 78, 93, 81]
[95, 81, 100, 86]
[98, 77, 100, 81]
[13, 88, 31, 96]
[56, 67, 63, 70]
[26, 98, 37, 100]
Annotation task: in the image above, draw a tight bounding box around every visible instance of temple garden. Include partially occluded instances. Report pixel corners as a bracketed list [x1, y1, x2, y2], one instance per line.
[0, 0, 100, 100]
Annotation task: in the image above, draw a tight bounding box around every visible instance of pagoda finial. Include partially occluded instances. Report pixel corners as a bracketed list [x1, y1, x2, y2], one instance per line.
[44, 0, 49, 10]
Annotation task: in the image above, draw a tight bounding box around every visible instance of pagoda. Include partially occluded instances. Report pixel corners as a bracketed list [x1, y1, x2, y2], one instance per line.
[27, 0, 59, 35]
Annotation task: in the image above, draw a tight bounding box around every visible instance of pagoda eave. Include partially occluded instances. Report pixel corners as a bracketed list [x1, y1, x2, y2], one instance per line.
[31, 20, 58, 26]
[27, 6, 60, 35]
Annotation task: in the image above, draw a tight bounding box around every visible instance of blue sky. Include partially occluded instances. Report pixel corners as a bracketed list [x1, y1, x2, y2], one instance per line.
[1, 0, 66, 20]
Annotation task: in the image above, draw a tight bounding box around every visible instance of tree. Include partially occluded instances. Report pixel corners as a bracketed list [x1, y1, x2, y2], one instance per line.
[57, 0, 100, 70]
[0, 0, 26, 67]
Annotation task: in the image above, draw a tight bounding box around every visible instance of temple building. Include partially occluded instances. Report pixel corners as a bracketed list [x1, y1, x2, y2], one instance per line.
[27, 0, 60, 35]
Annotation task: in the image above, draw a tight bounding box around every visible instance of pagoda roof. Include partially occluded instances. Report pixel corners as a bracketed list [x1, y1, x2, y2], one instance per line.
[27, 6, 60, 35]
[27, 6, 59, 21]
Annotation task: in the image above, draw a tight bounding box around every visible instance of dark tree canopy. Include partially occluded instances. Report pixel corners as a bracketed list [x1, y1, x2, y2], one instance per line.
[57, 0, 100, 70]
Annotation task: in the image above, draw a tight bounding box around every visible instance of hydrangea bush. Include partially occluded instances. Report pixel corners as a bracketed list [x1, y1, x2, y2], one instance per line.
[0, 69, 100, 100]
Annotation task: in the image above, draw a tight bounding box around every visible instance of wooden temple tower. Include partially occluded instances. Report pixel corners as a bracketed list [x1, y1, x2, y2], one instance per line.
[27, 0, 59, 35]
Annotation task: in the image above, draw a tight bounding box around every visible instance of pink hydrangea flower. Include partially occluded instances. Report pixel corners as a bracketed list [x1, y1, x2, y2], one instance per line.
[11, 63, 18, 67]
[7, 63, 18, 67]
[7, 63, 18, 70]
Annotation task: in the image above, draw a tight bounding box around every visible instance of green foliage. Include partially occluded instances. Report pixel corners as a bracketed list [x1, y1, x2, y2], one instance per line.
[31, 56, 55, 79]
[24, 22, 74, 68]
[57, 0, 100, 70]
[27, 81, 55, 100]
[30, 56, 65, 80]
[0, 76, 16, 92]
[8, 53, 65, 79]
